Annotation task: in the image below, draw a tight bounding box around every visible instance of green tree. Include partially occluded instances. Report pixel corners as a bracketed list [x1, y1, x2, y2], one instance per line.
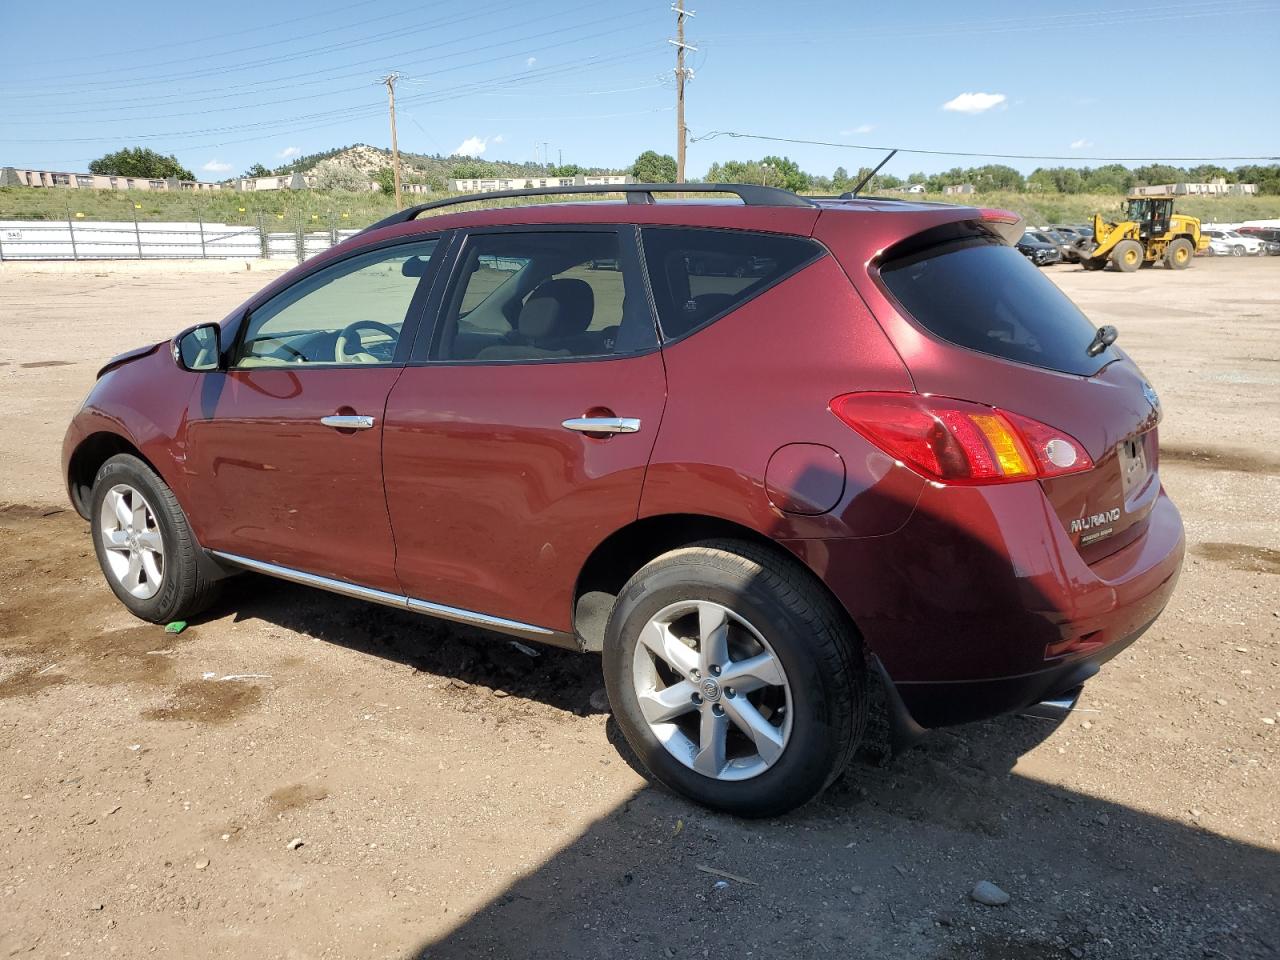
[1131, 164, 1185, 187]
[373, 167, 396, 195]
[1233, 164, 1280, 194]
[760, 155, 808, 192]
[88, 147, 194, 181]
[242, 163, 271, 178]
[832, 166, 850, 191]
[548, 163, 586, 177]
[313, 164, 369, 192]
[1082, 164, 1133, 193]
[631, 150, 678, 183]
[450, 162, 490, 180]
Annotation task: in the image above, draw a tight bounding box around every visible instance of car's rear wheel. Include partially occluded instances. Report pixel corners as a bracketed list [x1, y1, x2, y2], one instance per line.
[1164, 237, 1194, 269]
[603, 539, 866, 817]
[1111, 239, 1144, 272]
[90, 453, 221, 624]
[1231, 244, 1245, 257]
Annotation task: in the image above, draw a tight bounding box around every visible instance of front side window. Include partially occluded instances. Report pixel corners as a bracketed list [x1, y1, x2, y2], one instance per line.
[432, 230, 655, 362]
[234, 240, 438, 367]
[640, 227, 824, 340]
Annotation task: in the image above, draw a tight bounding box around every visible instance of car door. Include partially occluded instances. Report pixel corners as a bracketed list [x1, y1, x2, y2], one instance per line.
[185, 237, 443, 592]
[382, 225, 666, 633]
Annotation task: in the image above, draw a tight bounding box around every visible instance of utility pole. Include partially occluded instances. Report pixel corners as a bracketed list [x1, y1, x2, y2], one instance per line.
[542, 141, 550, 172]
[670, 4, 696, 183]
[380, 72, 403, 209]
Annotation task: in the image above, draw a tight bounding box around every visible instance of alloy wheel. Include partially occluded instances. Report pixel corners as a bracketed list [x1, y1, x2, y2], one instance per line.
[631, 600, 793, 781]
[98, 483, 165, 599]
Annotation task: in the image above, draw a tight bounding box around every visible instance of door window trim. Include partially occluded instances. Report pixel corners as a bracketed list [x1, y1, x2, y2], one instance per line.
[227, 232, 450, 370]
[410, 223, 661, 366]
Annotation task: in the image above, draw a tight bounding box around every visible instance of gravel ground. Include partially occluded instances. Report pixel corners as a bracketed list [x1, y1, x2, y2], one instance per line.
[0, 257, 1277, 960]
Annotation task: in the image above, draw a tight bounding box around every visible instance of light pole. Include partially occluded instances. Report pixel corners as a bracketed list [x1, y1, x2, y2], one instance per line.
[760, 163, 774, 186]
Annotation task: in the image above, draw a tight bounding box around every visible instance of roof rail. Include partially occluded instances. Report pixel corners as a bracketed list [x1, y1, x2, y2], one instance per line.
[359, 182, 815, 234]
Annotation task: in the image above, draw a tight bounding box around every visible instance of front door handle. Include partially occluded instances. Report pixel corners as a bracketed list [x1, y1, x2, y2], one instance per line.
[561, 417, 641, 435]
[320, 415, 375, 430]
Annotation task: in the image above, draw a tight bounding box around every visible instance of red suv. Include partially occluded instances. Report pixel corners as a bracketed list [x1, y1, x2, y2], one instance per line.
[62, 184, 1184, 816]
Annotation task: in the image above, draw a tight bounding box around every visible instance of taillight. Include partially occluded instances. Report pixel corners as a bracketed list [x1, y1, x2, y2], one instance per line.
[830, 392, 1093, 485]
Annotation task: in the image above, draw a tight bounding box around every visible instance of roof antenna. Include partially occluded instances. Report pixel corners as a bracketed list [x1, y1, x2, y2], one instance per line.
[842, 148, 898, 199]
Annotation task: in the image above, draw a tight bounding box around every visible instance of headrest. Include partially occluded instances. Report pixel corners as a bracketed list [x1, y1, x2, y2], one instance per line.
[518, 278, 594, 340]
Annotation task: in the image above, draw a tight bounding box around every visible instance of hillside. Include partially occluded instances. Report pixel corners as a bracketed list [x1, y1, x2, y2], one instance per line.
[277, 144, 625, 191]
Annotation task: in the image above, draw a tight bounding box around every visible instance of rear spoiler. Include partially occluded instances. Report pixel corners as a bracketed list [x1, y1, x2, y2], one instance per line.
[977, 208, 1025, 245]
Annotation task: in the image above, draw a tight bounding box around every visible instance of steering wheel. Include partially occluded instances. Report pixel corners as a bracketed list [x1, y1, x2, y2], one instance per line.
[335, 320, 399, 364]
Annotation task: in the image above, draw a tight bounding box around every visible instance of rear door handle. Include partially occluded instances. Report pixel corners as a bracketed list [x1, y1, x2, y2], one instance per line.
[320, 415, 375, 430]
[561, 417, 641, 435]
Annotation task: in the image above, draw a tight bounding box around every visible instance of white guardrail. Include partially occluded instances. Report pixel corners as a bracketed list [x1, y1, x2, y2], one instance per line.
[0, 219, 363, 262]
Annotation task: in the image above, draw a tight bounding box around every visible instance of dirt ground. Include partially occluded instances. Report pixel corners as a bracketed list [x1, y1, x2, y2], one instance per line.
[1, 257, 1277, 960]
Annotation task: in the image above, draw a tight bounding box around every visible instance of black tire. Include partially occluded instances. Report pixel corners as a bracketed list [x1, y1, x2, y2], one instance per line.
[1081, 257, 1106, 271]
[1164, 237, 1194, 269]
[89, 453, 221, 623]
[1110, 239, 1144, 272]
[603, 539, 866, 817]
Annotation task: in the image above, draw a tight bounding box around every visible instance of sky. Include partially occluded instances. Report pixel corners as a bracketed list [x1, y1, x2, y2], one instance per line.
[1, 0, 1277, 181]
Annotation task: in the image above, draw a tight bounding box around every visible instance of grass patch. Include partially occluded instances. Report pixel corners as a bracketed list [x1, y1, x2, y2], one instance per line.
[4, 186, 1279, 228]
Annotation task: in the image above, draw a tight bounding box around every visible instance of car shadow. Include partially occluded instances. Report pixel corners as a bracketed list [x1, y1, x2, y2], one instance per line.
[211, 573, 606, 716]
[399, 714, 1278, 960]
[201, 575, 1277, 960]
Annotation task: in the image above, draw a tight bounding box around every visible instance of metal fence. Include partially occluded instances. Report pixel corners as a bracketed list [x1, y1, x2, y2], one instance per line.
[0, 215, 362, 262]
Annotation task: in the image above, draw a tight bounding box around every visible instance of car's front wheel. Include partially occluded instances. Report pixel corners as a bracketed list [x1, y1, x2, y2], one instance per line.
[90, 453, 221, 624]
[603, 540, 866, 817]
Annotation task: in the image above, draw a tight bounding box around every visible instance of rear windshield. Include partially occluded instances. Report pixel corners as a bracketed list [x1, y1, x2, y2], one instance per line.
[879, 238, 1115, 376]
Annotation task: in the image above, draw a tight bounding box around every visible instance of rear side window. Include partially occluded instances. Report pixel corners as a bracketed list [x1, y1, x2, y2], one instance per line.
[880, 238, 1115, 376]
[641, 227, 823, 340]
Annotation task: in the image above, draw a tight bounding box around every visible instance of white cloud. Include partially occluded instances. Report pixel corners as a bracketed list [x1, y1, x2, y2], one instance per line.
[201, 159, 232, 173]
[1070, 138, 1093, 149]
[840, 124, 875, 136]
[492, 134, 505, 144]
[277, 146, 300, 160]
[525, 56, 537, 66]
[453, 136, 488, 158]
[941, 92, 1007, 114]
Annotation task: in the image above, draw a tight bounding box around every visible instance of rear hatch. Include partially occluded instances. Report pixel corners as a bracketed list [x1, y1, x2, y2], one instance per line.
[865, 218, 1162, 562]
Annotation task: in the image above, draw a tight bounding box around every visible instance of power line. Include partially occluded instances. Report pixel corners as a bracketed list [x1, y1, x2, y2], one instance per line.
[4, 37, 666, 143]
[688, 130, 1279, 164]
[0, 0, 389, 67]
[1, 2, 655, 98]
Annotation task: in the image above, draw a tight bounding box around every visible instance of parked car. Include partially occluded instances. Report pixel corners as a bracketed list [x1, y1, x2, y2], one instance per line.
[1202, 229, 1265, 256]
[1033, 227, 1085, 262]
[1237, 226, 1280, 255]
[63, 183, 1184, 817]
[1017, 231, 1063, 266]
[1203, 235, 1237, 256]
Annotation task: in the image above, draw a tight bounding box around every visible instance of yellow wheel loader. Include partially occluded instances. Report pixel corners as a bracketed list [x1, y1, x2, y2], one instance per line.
[1074, 193, 1208, 272]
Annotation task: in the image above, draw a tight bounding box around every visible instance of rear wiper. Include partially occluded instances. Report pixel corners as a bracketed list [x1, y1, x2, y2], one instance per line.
[1086, 324, 1118, 357]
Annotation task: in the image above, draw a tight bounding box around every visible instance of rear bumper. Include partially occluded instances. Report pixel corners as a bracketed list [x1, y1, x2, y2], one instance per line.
[785, 478, 1185, 731]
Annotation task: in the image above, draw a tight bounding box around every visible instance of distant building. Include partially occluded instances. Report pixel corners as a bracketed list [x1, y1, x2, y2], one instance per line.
[943, 183, 975, 196]
[1130, 178, 1257, 197]
[451, 173, 632, 193]
[898, 183, 927, 194]
[230, 172, 313, 192]
[1, 166, 220, 191]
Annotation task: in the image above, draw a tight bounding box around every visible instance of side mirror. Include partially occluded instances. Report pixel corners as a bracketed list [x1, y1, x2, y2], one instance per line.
[172, 323, 222, 372]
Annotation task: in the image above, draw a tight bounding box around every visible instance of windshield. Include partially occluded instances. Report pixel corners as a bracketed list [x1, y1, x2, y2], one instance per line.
[880, 238, 1116, 377]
